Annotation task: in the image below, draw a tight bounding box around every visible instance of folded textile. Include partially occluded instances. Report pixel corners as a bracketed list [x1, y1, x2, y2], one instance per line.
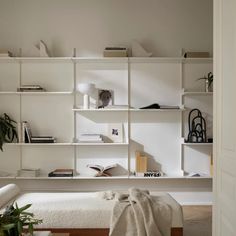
[0, 184, 20, 209]
[109, 188, 172, 236]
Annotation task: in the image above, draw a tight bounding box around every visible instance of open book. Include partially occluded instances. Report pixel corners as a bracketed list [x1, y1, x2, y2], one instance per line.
[87, 164, 117, 177]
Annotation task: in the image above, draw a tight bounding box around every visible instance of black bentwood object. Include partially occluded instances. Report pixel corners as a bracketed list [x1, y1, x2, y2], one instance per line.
[187, 108, 207, 143]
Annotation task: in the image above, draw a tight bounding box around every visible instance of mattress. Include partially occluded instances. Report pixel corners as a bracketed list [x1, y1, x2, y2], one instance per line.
[14, 192, 183, 229]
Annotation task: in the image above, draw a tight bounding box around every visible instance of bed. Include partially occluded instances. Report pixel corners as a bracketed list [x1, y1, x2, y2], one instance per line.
[0, 184, 183, 236]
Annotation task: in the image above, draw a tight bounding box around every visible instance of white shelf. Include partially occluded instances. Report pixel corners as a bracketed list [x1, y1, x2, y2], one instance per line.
[129, 175, 212, 180]
[130, 108, 184, 112]
[0, 91, 73, 95]
[0, 176, 16, 179]
[182, 91, 213, 96]
[183, 58, 213, 64]
[15, 57, 72, 63]
[16, 176, 73, 180]
[0, 57, 213, 64]
[182, 142, 213, 146]
[2, 175, 212, 180]
[129, 57, 183, 63]
[73, 175, 128, 179]
[72, 57, 128, 63]
[5, 143, 73, 146]
[73, 108, 183, 112]
[74, 142, 129, 146]
[72, 108, 129, 112]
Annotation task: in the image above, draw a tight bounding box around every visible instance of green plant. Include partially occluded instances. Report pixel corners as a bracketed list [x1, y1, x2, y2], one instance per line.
[197, 72, 214, 89]
[0, 203, 42, 236]
[0, 113, 17, 151]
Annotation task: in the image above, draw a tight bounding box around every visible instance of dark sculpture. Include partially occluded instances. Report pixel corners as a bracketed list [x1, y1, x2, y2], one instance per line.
[187, 108, 207, 143]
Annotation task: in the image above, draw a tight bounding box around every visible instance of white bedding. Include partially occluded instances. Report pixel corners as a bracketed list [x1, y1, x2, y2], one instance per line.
[0, 185, 183, 229]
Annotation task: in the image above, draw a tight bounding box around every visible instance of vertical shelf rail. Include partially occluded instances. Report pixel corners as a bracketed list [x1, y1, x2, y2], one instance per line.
[73, 49, 77, 173]
[180, 59, 184, 175]
[127, 58, 131, 177]
[19, 54, 23, 170]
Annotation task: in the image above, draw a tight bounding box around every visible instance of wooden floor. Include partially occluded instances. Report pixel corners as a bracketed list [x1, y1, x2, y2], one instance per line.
[182, 206, 212, 236]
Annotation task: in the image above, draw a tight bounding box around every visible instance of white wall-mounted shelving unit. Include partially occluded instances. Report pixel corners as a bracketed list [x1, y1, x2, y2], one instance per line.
[0, 56, 213, 190]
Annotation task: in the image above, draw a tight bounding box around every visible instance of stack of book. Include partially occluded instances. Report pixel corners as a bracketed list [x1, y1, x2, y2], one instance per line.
[78, 134, 104, 143]
[18, 121, 56, 143]
[183, 51, 209, 58]
[103, 47, 128, 57]
[17, 85, 45, 92]
[31, 136, 56, 143]
[48, 169, 74, 177]
[0, 50, 13, 57]
[17, 168, 40, 177]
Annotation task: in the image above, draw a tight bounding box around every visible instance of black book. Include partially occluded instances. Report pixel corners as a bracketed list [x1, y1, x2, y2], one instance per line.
[48, 172, 73, 177]
[31, 139, 55, 143]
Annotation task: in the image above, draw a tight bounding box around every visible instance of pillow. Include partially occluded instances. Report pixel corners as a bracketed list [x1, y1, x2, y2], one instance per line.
[0, 184, 20, 209]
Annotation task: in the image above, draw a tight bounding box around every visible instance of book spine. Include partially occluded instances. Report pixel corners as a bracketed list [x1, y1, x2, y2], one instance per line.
[21, 122, 26, 143]
[17, 122, 22, 143]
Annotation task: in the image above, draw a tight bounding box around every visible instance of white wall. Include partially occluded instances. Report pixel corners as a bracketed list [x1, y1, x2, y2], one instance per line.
[0, 0, 213, 57]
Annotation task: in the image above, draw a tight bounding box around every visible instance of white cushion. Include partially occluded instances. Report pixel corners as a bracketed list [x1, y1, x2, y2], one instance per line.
[0, 184, 20, 209]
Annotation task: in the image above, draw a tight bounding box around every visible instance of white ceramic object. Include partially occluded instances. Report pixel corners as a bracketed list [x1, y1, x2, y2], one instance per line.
[77, 83, 95, 109]
[35, 40, 50, 57]
[131, 40, 152, 57]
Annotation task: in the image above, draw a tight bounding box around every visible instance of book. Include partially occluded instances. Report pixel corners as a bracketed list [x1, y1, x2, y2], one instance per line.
[135, 151, 148, 173]
[21, 121, 31, 143]
[31, 136, 55, 140]
[48, 169, 74, 177]
[31, 139, 56, 143]
[87, 164, 117, 177]
[103, 48, 128, 57]
[183, 52, 210, 58]
[105, 47, 127, 50]
[17, 85, 45, 92]
[79, 134, 103, 142]
[0, 50, 13, 57]
[17, 168, 40, 177]
[135, 171, 163, 177]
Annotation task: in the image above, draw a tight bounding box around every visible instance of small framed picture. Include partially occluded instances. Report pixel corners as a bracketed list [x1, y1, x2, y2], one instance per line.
[108, 123, 123, 143]
[97, 89, 113, 108]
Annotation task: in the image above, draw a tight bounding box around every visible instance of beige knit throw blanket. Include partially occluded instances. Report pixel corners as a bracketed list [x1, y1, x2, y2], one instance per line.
[108, 188, 172, 236]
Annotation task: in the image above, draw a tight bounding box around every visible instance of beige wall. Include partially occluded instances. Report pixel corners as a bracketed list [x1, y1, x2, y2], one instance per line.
[0, 0, 213, 57]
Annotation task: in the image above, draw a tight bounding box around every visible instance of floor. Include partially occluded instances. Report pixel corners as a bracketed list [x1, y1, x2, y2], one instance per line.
[183, 206, 212, 236]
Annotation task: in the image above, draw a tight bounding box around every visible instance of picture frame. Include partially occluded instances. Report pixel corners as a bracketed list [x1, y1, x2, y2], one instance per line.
[97, 89, 113, 108]
[108, 123, 123, 143]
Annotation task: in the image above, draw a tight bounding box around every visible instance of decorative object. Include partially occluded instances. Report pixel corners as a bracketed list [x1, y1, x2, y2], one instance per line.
[0, 113, 17, 151]
[186, 109, 207, 143]
[77, 83, 95, 109]
[87, 164, 117, 177]
[197, 72, 213, 92]
[108, 123, 123, 143]
[98, 89, 113, 108]
[0, 203, 42, 236]
[131, 40, 152, 57]
[35, 40, 50, 57]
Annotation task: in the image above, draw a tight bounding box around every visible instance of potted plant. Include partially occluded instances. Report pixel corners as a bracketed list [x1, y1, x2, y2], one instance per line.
[197, 72, 213, 92]
[0, 113, 18, 151]
[0, 203, 42, 236]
